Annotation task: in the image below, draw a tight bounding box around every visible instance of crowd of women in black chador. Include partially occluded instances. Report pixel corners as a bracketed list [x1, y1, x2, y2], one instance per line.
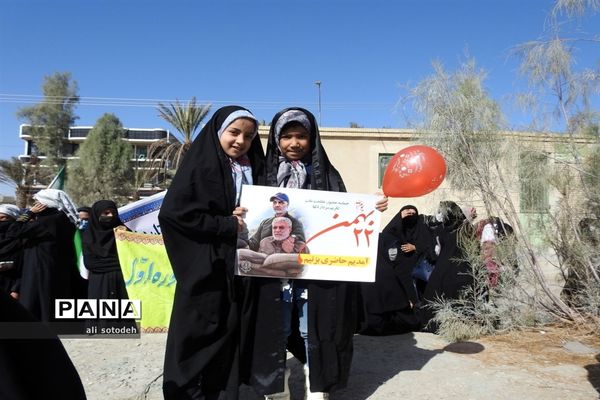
[0, 192, 132, 323]
[2, 189, 86, 322]
[360, 200, 488, 335]
[0, 104, 515, 400]
[0, 194, 88, 400]
[0, 192, 137, 400]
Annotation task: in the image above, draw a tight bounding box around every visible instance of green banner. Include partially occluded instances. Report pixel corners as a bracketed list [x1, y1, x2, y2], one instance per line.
[115, 230, 176, 331]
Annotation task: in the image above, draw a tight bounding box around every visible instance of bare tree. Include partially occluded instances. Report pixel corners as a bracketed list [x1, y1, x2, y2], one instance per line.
[408, 59, 579, 327]
[403, 0, 600, 340]
[513, 0, 600, 324]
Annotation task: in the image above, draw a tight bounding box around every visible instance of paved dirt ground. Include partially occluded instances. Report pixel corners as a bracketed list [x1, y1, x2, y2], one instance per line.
[61, 326, 600, 400]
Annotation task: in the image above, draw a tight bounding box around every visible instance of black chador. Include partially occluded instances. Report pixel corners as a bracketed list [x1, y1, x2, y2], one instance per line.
[7, 208, 81, 322]
[360, 206, 435, 335]
[0, 291, 87, 400]
[244, 107, 355, 395]
[420, 201, 474, 332]
[82, 200, 133, 332]
[159, 106, 264, 400]
[0, 218, 23, 297]
[82, 200, 129, 300]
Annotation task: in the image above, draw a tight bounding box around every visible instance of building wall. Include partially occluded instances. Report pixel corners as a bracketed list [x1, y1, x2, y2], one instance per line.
[258, 126, 590, 227]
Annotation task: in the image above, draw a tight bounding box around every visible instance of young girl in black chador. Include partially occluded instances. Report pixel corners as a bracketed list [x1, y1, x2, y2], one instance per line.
[245, 107, 363, 400]
[159, 106, 264, 400]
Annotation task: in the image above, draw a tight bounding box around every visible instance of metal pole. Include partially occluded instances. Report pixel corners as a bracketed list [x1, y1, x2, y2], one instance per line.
[314, 81, 322, 125]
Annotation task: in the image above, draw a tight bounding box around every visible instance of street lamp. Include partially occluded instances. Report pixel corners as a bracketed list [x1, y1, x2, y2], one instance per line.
[314, 81, 322, 125]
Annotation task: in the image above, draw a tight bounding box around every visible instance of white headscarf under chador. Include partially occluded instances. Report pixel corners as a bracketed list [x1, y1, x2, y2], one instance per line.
[0, 204, 21, 219]
[216, 109, 259, 206]
[33, 189, 79, 225]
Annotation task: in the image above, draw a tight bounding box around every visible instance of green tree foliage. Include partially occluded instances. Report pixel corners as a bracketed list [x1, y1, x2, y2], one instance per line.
[151, 97, 211, 171]
[66, 113, 133, 206]
[16, 72, 79, 170]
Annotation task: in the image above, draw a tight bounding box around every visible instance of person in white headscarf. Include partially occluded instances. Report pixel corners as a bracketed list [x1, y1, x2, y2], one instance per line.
[0, 204, 23, 299]
[33, 189, 80, 225]
[0, 204, 21, 220]
[6, 190, 86, 321]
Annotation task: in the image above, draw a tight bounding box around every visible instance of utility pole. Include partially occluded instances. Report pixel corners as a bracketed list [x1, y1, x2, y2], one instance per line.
[314, 81, 322, 125]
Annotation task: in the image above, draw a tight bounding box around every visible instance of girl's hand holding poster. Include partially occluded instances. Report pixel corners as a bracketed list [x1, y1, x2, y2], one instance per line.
[236, 185, 380, 282]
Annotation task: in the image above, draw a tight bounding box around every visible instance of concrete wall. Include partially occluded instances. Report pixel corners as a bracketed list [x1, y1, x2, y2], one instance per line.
[257, 126, 591, 228]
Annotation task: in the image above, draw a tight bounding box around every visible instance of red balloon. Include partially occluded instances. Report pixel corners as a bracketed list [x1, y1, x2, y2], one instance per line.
[382, 145, 446, 198]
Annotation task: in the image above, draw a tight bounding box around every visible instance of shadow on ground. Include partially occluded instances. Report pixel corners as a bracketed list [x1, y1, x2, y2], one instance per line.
[442, 341, 485, 355]
[585, 353, 600, 396]
[239, 332, 444, 400]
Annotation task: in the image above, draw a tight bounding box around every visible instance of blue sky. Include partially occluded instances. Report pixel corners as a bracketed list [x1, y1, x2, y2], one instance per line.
[1, 0, 598, 196]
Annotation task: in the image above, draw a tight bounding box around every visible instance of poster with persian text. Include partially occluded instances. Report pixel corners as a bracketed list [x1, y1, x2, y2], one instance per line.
[236, 185, 380, 282]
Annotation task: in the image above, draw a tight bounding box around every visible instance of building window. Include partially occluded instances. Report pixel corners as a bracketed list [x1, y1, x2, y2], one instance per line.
[29, 142, 39, 156]
[69, 128, 90, 138]
[378, 153, 395, 187]
[519, 151, 549, 213]
[135, 146, 148, 159]
[62, 142, 79, 157]
[126, 129, 168, 140]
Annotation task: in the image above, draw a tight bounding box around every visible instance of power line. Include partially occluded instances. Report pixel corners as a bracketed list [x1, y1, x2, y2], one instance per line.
[0, 93, 395, 111]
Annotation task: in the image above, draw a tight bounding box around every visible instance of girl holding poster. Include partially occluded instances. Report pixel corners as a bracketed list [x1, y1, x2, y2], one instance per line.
[245, 107, 366, 400]
[158, 106, 264, 400]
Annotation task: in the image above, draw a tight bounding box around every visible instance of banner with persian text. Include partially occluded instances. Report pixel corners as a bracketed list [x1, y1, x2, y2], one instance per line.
[118, 191, 166, 234]
[115, 230, 175, 330]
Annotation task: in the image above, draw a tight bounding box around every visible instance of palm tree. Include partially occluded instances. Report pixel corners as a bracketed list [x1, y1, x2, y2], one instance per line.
[151, 97, 211, 172]
[0, 156, 51, 207]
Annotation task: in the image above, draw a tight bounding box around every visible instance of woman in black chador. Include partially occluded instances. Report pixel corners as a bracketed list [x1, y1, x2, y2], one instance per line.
[0, 291, 87, 400]
[6, 189, 83, 322]
[82, 200, 129, 301]
[420, 200, 474, 332]
[0, 204, 23, 299]
[360, 205, 436, 335]
[158, 106, 264, 400]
